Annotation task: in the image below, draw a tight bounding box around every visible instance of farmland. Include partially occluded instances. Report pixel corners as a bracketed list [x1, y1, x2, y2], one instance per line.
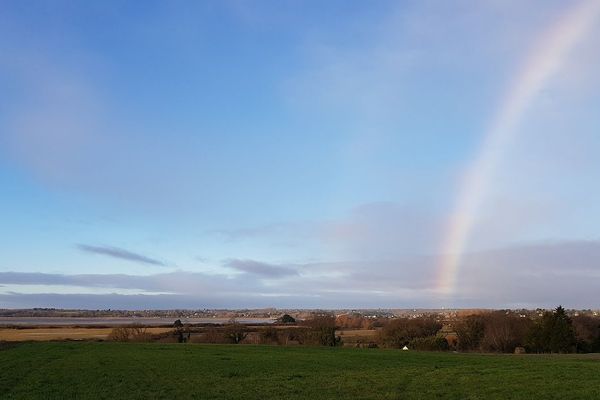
[0, 327, 172, 341]
[0, 326, 376, 343]
[1, 342, 599, 399]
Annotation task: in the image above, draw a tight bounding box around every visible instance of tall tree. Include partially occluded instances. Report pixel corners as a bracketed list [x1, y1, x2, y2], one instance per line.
[527, 306, 576, 353]
[456, 315, 485, 351]
[549, 306, 576, 353]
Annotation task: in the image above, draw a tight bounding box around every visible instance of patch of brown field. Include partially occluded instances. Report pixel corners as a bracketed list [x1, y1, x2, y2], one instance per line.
[337, 329, 377, 338]
[0, 327, 171, 342]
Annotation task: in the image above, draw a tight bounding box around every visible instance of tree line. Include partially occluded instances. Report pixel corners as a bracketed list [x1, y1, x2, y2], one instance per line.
[107, 307, 600, 353]
[379, 306, 599, 353]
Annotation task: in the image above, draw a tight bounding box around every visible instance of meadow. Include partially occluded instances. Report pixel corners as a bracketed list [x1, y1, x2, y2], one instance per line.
[1, 342, 599, 399]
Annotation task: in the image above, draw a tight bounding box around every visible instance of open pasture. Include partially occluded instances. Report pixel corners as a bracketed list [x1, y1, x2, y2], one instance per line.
[1, 342, 599, 399]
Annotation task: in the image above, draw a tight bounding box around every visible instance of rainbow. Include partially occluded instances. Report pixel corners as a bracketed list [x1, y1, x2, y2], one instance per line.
[436, 0, 600, 297]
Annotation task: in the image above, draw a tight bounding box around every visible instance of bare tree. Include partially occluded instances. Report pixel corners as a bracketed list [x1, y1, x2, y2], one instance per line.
[224, 319, 248, 344]
[108, 325, 150, 342]
[302, 314, 340, 346]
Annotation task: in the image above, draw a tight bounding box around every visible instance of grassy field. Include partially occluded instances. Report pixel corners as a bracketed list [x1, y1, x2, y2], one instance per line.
[1, 343, 599, 399]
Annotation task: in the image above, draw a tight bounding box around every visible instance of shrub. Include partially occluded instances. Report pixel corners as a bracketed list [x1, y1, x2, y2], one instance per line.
[192, 327, 227, 344]
[108, 325, 151, 342]
[259, 327, 280, 344]
[409, 336, 449, 351]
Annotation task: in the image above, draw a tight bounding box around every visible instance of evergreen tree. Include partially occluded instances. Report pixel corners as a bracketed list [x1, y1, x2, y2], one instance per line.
[549, 306, 576, 353]
[526, 306, 576, 353]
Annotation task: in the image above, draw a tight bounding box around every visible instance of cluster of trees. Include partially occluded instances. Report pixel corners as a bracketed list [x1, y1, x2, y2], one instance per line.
[526, 308, 572, 353]
[189, 315, 341, 346]
[255, 315, 341, 346]
[573, 315, 600, 353]
[377, 317, 446, 350]
[335, 314, 387, 329]
[455, 312, 531, 352]
[455, 307, 600, 354]
[192, 320, 249, 344]
[277, 314, 296, 324]
[300, 315, 341, 346]
[335, 314, 373, 329]
[106, 307, 600, 354]
[366, 306, 599, 354]
[527, 307, 579, 353]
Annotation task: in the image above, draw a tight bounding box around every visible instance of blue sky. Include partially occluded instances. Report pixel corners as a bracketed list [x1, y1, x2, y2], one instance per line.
[1, 0, 600, 309]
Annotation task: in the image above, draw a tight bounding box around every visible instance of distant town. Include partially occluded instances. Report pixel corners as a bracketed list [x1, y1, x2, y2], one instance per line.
[2, 307, 598, 321]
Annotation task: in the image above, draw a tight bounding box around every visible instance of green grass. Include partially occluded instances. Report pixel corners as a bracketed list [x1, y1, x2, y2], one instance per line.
[1, 343, 599, 399]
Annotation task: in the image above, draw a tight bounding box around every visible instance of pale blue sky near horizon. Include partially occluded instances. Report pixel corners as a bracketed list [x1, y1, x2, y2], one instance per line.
[1, 0, 600, 309]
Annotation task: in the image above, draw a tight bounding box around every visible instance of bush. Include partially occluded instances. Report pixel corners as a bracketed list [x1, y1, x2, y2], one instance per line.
[409, 336, 449, 351]
[192, 327, 228, 344]
[259, 327, 281, 344]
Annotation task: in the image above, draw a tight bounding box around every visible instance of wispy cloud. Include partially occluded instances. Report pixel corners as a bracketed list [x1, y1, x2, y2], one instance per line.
[3, 240, 600, 308]
[76, 244, 167, 267]
[211, 202, 446, 259]
[209, 222, 302, 242]
[224, 259, 299, 278]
